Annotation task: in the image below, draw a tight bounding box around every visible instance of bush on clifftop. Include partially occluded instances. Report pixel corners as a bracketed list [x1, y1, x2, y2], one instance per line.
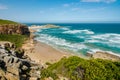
[41, 56, 120, 80]
[0, 19, 29, 47]
[0, 19, 18, 24]
[0, 34, 27, 47]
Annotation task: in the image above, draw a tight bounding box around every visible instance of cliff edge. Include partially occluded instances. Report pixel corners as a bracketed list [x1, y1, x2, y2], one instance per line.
[0, 19, 30, 36]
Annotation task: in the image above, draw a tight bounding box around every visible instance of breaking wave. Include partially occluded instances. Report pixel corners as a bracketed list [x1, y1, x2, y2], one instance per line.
[63, 29, 94, 34]
[60, 27, 70, 31]
[34, 24, 120, 55]
[87, 33, 120, 48]
[35, 34, 87, 52]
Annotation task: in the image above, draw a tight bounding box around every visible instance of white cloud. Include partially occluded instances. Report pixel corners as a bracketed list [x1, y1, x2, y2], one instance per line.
[0, 5, 8, 10]
[81, 0, 100, 2]
[63, 4, 70, 7]
[81, 0, 116, 3]
[71, 8, 80, 11]
[71, 7, 106, 13]
[82, 7, 106, 12]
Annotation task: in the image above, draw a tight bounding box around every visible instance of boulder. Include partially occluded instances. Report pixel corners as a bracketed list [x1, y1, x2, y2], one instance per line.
[0, 42, 42, 80]
[5, 72, 19, 80]
[29, 77, 40, 80]
[86, 51, 93, 57]
[0, 69, 7, 80]
[15, 49, 25, 58]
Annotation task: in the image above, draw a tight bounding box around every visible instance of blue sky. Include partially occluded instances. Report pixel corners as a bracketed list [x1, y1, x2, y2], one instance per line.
[0, 0, 120, 23]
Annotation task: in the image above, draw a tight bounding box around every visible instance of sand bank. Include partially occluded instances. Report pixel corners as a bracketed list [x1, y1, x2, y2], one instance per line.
[22, 39, 73, 65]
[87, 51, 120, 61]
[29, 24, 60, 30]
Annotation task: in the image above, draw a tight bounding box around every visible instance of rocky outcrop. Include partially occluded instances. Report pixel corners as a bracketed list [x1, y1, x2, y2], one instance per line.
[29, 24, 60, 30]
[0, 42, 42, 80]
[0, 24, 30, 36]
[86, 51, 120, 61]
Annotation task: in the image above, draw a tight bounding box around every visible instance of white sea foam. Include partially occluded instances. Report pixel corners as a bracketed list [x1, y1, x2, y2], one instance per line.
[35, 34, 87, 52]
[63, 29, 94, 34]
[86, 39, 99, 43]
[61, 27, 70, 31]
[86, 33, 120, 48]
[35, 27, 120, 55]
[36, 29, 42, 32]
[91, 33, 120, 43]
[88, 49, 120, 57]
[89, 49, 103, 53]
[105, 51, 120, 57]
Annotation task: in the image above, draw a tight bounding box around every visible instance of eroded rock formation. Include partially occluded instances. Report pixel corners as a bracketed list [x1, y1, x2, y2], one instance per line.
[0, 24, 30, 36]
[0, 42, 41, 80]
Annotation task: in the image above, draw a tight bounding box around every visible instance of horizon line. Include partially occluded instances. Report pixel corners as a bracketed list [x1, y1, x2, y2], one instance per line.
[22, 22, 120, 24]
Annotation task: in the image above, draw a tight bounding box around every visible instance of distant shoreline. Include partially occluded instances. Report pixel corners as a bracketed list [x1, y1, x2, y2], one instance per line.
[29, 24, 60, 29]
[25, 24, 120, 62]
[23, 25, 75, 64]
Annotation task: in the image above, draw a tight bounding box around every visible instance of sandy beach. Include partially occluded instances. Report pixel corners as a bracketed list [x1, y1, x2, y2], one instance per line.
[22, 25, 74, 65]
[22, 38, 73, 65]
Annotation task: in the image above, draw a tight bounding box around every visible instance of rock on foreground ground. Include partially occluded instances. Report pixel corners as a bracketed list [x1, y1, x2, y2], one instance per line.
[0, 42, 42, 80]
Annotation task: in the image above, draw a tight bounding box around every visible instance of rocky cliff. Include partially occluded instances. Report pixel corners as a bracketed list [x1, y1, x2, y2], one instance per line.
[0, 42, 41, 80]
[0, 24, 30, 36]
[86, 51, 120, 61]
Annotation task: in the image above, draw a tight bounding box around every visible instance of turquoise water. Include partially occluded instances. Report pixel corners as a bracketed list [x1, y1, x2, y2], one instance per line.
[27, 23, 120, 55]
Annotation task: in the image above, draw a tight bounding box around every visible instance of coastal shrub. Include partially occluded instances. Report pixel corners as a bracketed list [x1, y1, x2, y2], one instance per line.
[0, 19, 18, 24]
[41, 56, 120, 80]
[46, 62, 52, 65]
[0, 34, 27, 47]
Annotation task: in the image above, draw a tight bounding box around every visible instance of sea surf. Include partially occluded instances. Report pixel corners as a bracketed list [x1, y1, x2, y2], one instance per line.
[27, 23, 120, 56]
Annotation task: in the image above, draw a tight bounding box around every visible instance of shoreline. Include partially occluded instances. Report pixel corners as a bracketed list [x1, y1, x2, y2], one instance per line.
[23, 24, 77, 64]
[23, 25, 120, 65]
[22, 38, 74, 65]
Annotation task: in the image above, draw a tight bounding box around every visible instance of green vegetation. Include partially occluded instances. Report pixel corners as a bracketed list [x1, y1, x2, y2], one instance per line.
[0, 34, 27, 47]
[0, 19, 29, 47]
[41, 56, 120, 80]
[0, 19, 19, 24]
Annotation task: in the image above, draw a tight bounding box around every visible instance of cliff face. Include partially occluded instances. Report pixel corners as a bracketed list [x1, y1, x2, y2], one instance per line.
[0, 24, 30, 36]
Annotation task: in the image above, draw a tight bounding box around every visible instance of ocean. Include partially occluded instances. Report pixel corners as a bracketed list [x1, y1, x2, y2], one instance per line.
[26, 23, 120, 56]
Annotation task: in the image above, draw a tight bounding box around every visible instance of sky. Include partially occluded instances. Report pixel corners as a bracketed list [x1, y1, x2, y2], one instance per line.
[0, 0, 120, 23]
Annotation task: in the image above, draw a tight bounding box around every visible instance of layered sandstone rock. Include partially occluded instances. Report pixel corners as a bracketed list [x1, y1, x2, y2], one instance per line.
[0, 42, 42, 80]
[0, 24, 30, 36]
